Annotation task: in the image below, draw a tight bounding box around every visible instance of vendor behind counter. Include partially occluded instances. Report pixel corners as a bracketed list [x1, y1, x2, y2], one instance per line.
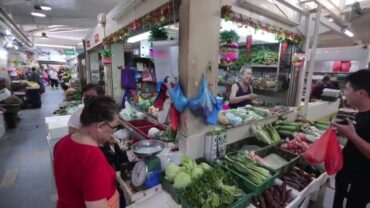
[310, 75, 339, 100]
[229, 67, 258, 108]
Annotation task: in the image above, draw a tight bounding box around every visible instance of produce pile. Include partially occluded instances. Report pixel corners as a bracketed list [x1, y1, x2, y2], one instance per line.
[252, 183, 294, 208]
[246, 47, 279, 65]
[251, 124, 281, 145]
[273, 119, 328, 140]
[280, 134, 311, 155]
[218, 108, 264, 126]
[165, 156, 243, 208]
[220, 154, 272, 186]
[218, 106, 279, 127]
[279, 166, 315, 191]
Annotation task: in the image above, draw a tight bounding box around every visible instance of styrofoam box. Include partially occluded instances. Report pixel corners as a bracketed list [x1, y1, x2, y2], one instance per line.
[116, 172, 163, 204]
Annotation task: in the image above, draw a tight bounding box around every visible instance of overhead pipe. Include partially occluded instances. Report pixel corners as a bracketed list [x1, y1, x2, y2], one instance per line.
[0, 8, 32, 47]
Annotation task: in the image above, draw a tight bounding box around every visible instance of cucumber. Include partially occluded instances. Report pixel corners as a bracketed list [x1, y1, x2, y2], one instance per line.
[278, 130, 294, 138]
[315, 123, 329, 130]
[264, 125, 276, 143]
[279, 115, 288, 121]
[279, 125, 298, 132]
[315, 120, 330, 126]
[280, 121, 302, 128]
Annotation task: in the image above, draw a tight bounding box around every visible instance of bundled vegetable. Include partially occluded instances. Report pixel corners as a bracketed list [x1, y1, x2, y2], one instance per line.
[221, 153, 271, 185]
[251, 124, 280, 145]
[252, 183, 294, 208]
[164, 156, 212, 189]
[280, 134, 311, 155]
[181, 165, 242, 208]
[280, 166, 315, 191]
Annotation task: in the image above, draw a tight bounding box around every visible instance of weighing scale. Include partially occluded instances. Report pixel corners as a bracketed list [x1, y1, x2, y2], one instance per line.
[131, 140, 165, 188]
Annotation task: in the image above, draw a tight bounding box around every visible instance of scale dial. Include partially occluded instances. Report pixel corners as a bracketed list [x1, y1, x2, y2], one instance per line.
[131, 160, 148, 187]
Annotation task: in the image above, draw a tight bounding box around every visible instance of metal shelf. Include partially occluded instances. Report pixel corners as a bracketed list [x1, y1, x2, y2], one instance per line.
[250, 64, 279, 68]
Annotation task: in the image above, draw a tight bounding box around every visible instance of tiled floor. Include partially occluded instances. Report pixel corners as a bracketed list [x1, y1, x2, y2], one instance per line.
[0, 87, 64, 208]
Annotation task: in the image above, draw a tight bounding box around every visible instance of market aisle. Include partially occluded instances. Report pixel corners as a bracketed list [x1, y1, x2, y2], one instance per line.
[0, 87, 64, 208]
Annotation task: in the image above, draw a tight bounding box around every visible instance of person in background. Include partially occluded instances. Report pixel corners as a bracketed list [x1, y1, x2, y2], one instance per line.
[332, 69, 370, 208]
[41, 69, 49, 85]
[54, 96, 120, 208]
[68, 84, 105, 134]
[49, 69, 59, 89]
[310, 75, 335, 100]
[229, 67, 258, 108]
[29, 67, 40, 83]
[61, 83, 76, 102]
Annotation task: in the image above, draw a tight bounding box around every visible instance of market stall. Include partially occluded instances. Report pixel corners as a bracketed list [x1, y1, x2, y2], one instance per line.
[78, 0, 369, 207]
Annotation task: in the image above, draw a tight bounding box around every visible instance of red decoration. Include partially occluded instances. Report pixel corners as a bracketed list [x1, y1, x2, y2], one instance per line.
[245, 35, 252, 60]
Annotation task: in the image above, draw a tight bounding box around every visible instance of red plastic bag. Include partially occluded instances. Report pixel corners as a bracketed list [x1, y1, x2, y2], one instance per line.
[325, 131, 343, 175]
[333, 61, 342, 72]
[341, 61, 351, 72]
[170, 104, 179, 132]
[304, 127, 343, 175]
[303, 128, 331, 164]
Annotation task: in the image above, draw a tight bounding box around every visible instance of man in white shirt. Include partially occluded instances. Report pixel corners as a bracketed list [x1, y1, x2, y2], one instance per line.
[68, 84, 105, 134]
[49, 69, 59, 89]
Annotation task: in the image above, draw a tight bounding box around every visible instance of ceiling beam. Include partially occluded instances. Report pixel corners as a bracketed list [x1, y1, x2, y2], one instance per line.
[274, 0, 310, 16]
[0, 8, 32, 47]
[313, 0, 349, 27]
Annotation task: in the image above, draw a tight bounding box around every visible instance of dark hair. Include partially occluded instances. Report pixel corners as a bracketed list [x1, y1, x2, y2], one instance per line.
[32, 67, 36, 72]
[322, 76, 330, 82]
[80, 96, 120, 126]
[346, 69, 370, 96]
[81, 84, 105, 97]
[61, 84, 69, 91]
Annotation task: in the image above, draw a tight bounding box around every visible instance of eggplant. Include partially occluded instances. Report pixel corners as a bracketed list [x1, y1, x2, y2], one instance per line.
[264, 189, 275, 208]
[286, 190, 293, 203]
[258, 195, 267, 208]
[286, 181, 302, 190]
[281, 183, 287, 202]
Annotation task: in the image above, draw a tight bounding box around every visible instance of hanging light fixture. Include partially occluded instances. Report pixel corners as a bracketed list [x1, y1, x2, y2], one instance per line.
[34, 4, 52, 11]
[31, 11, 46, 17]
[41, 32, 48, 39]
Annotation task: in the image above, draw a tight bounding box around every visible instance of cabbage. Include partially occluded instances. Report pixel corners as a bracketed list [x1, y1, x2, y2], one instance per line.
[191, 166, 204, 179]
[200, 163, 211, 172]
[181, 156, 197, 172]
[173, 172, 192, 189]
[165, 163, 180, 182]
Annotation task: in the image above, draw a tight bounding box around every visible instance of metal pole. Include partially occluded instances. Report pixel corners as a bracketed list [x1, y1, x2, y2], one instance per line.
[303, 5, 322, 117]
[295, 14, 311, 106]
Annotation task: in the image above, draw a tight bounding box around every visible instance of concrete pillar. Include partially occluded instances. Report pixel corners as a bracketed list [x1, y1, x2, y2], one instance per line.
[111, 43, 125, 103]
[177, 0, 222, 158]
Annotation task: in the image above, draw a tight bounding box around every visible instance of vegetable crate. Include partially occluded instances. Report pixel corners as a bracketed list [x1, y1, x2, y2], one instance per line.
[181, 192, 252, 208]
[255, 145, 300, 175]
[216, 153, 279, 196]
[161, 174, 181, 204]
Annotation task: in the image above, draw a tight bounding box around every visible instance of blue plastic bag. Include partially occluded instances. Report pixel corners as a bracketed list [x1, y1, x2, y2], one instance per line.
[188, 75, 216, 117]
[168, 83, 188, 112]
[206, 98, 222, 125]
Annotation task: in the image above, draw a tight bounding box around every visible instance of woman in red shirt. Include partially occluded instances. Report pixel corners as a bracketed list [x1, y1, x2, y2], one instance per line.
[54, 96, 121, 208]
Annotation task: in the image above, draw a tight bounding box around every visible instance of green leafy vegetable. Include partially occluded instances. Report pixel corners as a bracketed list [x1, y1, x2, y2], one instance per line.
[200, 162, 211, 171]
[165, 163, 180, 182]
[173, 171, 192, 189]
[191, 166, 204, 179]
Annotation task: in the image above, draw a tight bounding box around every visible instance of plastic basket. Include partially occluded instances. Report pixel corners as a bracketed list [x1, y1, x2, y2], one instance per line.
[161, 174, 182, 204]
[127, 119, 155, 128]
[216, 152, 279, 196]
[181, 191, 252, 208]
[255, 145, 300, 175]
